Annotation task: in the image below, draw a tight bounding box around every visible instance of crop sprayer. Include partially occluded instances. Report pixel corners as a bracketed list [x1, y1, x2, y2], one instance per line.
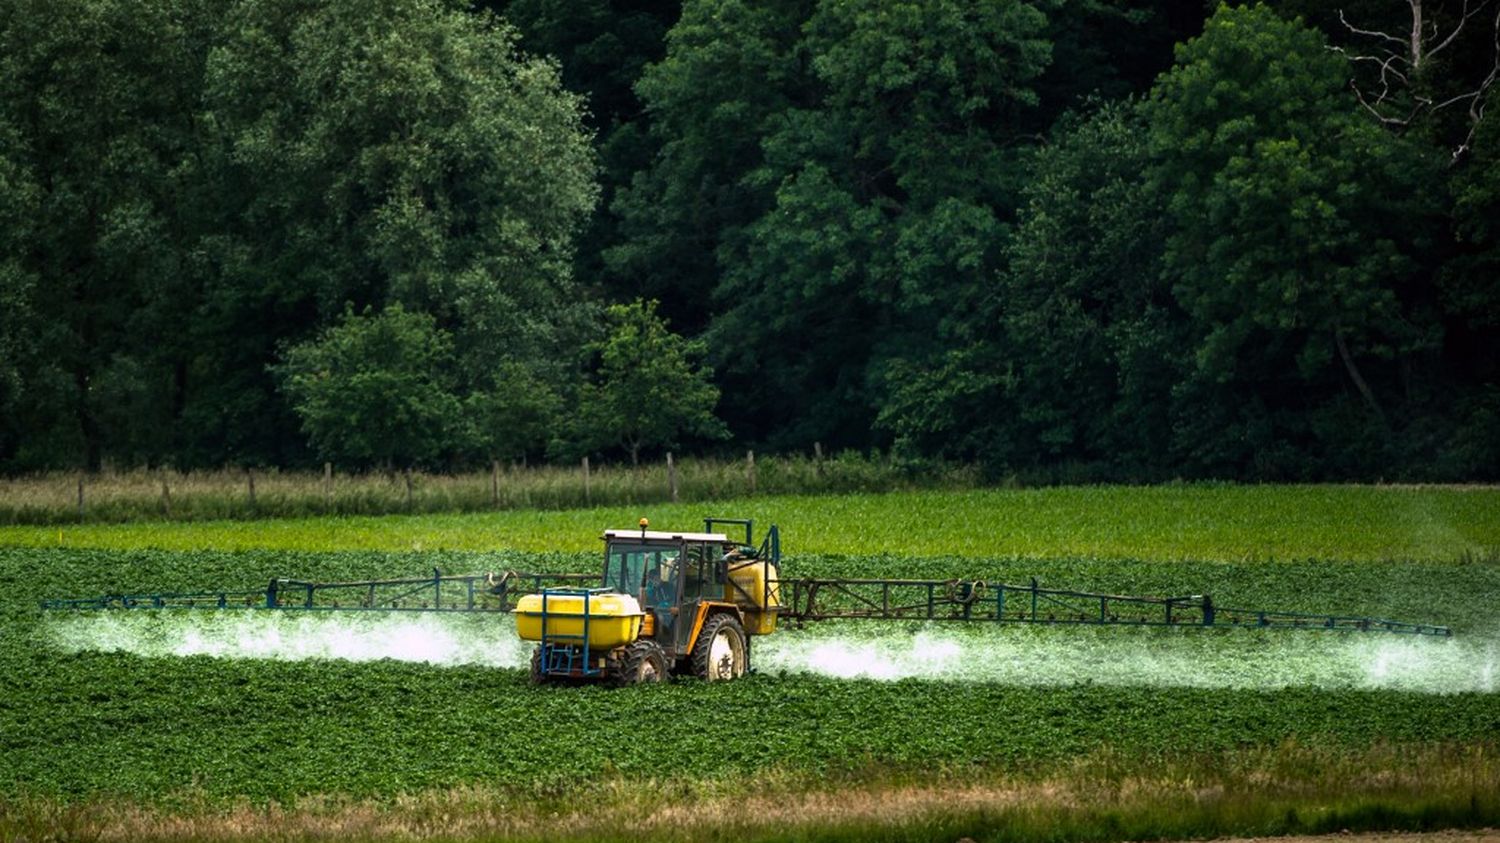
[41, 516, 1452, 685]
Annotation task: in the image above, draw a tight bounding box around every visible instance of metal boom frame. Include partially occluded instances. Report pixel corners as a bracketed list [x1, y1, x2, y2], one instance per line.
[42, 571, 1451, 637]
[777, 577, 1451, 636]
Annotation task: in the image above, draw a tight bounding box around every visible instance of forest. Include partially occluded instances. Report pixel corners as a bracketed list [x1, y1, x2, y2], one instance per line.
[1, 0, 1497, 481]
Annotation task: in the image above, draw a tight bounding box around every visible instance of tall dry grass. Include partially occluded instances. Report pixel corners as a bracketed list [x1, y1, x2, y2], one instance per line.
[2, 742, 1495, 843]
[0, 454, 978, 525]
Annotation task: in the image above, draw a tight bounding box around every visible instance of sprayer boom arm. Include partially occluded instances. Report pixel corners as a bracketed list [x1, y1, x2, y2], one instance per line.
[777, 577, 1450, 636]
[40, 570, 595, 613]
[42, 570, 1451, 637]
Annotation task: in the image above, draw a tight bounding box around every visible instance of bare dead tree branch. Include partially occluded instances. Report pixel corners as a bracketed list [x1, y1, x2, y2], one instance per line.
[1337, 0, 1500, 162]
[1452, 5, 1500, 159]
[1339, 8, 1408, 48]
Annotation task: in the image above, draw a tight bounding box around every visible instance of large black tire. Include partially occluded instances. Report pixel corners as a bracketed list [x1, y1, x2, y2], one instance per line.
[617, 640, 668, 686]
[528, 647, 547, 685]
[692, 614, 748, 681]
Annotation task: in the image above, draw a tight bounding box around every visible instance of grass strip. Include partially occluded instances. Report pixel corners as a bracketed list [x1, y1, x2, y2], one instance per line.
[2, 744, 1495, 842]
[3, 485, 1498, 563]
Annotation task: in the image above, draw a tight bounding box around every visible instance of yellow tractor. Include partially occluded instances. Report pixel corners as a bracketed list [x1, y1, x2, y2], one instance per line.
[514, 517, 781, 684]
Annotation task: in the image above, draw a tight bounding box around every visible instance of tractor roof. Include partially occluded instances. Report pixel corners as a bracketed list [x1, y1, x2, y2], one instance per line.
[603, 529, 731, 543]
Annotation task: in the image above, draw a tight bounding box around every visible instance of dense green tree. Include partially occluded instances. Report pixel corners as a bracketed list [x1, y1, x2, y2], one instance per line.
[1144, 3, 1443, 476]
[186, 0, 597, 465]
[617, 0, 1053, 449]
[0, 0, 214, 469]
[0, 117, 40, 466]
[274, 306, 465, 469]
[481, 0, 680, 304]
[465, 362, 564, 464]
[606, 0, 811, 335]
[880, 101, 1181, 475]
[0, 0, 598, 471]
[569, 299, 727, 464]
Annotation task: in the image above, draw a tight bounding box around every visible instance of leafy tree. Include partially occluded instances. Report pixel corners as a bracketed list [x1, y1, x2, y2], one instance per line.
[571, 300, 727, 465]
[465, 362, 564, 463]
[487, 0, 679, 303]
[0, 117, 41, 467]
[274, 306, 464, 469]
[606, 0, 811, 336]
[0, 0, 212, 469]
[187, 0, 597, 466]
[619, 0, 1052, 450]
[880, 101, 1182, 475]
[1143, 3, 1443, 475]
[0, 0, 598, 472]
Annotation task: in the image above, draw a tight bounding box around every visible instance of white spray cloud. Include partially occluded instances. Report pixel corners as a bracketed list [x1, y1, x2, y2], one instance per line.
[47, 612, 532, 669]
[757, 625, 1499, 694]
[45, 613, 1498, 694]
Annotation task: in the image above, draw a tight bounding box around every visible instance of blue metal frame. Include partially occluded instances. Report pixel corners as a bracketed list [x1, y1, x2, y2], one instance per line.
[535, 587, 612, 678]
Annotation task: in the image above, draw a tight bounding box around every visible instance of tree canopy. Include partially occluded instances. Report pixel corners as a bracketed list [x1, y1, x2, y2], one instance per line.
[569, 300, 728, 465]
[1, 0, 1497, 480]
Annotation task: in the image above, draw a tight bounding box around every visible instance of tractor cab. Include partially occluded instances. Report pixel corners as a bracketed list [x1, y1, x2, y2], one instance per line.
[516, 517, 781, 684]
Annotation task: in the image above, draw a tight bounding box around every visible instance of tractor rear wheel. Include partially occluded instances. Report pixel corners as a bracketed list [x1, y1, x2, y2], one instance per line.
[617, 640, 668, 686]
[528, 647, 546, 684]
[692, 614, 748, 681]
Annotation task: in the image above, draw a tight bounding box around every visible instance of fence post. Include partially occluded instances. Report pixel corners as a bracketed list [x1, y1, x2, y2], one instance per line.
[747, 450, 756, 494]
[246, 467, 256, 510]
[160, 472, 171, 518]
[667, 452, 679, 504]
[323, 462, 333, 508]
[582, 456, 591, 505]
[813, 441, 824, 477]
[491, 460, 500, 507]
[404, 468, 414, 511]
[76, 475, 85, 520]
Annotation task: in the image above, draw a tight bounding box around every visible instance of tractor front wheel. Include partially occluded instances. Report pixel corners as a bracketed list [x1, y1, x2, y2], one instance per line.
[617, 640, 668, 686]
[692, 614, 748, 681]
[528, 647, 547, 685]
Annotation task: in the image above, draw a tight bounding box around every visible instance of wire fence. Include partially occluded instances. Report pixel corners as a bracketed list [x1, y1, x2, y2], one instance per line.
[0, 452, 979, 524]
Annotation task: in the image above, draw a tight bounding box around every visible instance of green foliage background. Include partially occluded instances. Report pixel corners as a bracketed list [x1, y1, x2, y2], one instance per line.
[1, 0, 1498, 479]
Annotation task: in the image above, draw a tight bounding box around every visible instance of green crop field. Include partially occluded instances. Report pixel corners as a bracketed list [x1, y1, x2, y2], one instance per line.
[2, 486, 1498, 842]
[3, 484, 1498, 561]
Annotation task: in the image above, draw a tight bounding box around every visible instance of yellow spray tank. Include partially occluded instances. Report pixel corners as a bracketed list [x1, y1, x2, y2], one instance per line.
[514, 591, 644, 649]
[726, 557, 781, 635]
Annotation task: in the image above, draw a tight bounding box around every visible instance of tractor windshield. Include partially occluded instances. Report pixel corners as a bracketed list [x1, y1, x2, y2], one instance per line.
[603, 543, 681, 608]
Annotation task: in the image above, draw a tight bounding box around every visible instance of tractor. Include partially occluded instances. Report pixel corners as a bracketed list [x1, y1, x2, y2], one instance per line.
[514, 517, 781, 685]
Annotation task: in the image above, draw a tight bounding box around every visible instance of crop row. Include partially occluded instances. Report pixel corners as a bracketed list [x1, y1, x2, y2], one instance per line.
[1, 546, 1496, 804]
[3, 647, 1497, 803]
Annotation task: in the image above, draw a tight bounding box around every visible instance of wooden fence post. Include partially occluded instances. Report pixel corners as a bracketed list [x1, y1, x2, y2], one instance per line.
[747, 450, 756, 494]
[582, 456, 592, 505]
[491, 460, 500, 507]
[246, 467, 256, 510]
[76, 475, 85, 520]
[813, 441, 824, 477]
[161, 472, 171, 517]
[404, 468, 414, 511]
[323, 462, 333, 508]
[667, 452, 679, 504]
